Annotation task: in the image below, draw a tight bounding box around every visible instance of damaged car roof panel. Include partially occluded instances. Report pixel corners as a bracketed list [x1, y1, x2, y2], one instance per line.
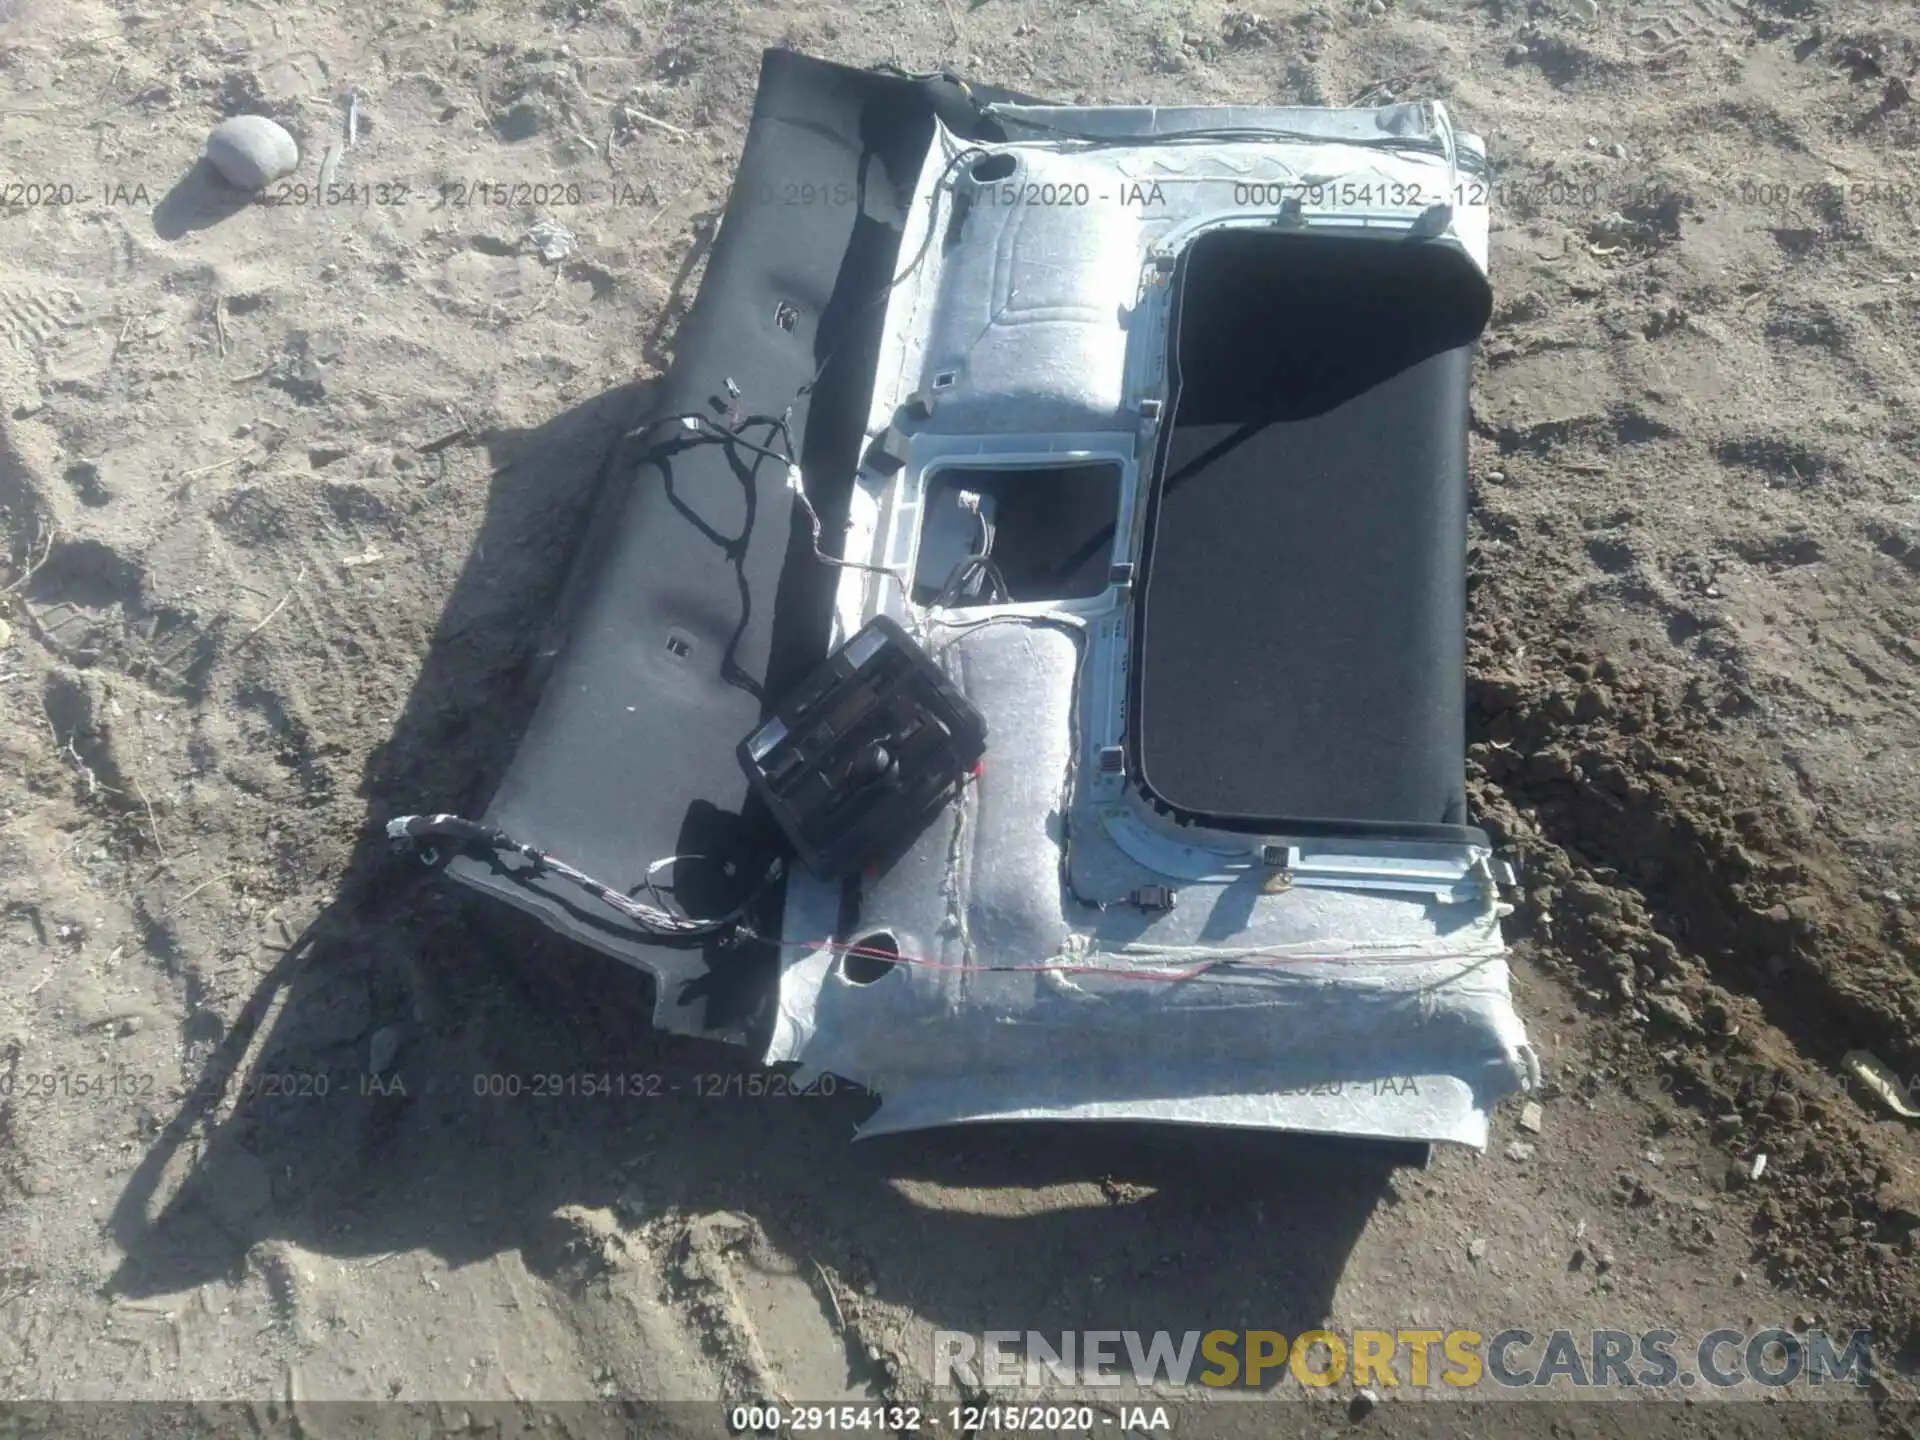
[412, 52, 1536, 1149]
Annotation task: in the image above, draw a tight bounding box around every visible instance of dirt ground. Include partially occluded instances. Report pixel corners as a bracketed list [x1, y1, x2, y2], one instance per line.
[3, 0, 1920, 1432]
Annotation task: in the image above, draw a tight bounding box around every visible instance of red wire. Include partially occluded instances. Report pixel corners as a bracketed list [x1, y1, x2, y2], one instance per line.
[784, 937, 1495, 983]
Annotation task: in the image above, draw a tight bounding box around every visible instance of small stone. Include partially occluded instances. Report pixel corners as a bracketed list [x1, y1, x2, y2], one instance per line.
[368, 1024, 404, 1076]
[0, 617, 11, 647]
[1468, 1237, 1488, 1262]
[1506, 1141, 1536, 1162]
[118, 1016, 143, 1037]
[1569, 0, 1599, 19]
[1473, 672, 1528, 712]
[1349, 1387, 1380, 1420]
[1526, 750, 1574, 783]
[1595, 1251, 1615, 1273]
[1519, 1100, 1544, 1134]
[1639, 933, 1682, 975]
[206, 115, 299, 190]
[1648, 995, 1697, 1032]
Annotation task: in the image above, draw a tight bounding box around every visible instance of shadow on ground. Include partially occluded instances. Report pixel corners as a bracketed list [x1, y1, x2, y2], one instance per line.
[101, 380, 1397, 1378]
[152, 159, 256, 240]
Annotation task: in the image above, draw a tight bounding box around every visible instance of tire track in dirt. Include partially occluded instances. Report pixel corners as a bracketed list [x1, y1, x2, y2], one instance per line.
[1465, 560, 1920, 1366]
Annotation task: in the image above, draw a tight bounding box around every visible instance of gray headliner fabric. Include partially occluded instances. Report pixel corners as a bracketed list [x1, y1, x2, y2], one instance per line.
[770, 623, 1533, 1144]
[766, 104, 1537, 1146]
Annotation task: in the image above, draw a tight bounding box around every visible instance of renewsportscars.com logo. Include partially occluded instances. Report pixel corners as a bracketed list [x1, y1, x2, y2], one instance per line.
[932, 1328, 1878, 1396]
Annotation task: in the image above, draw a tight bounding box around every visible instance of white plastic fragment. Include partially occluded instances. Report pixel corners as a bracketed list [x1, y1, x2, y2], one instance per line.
[1842, 1049, 1920, 1120]
[527, 218, 576, 263]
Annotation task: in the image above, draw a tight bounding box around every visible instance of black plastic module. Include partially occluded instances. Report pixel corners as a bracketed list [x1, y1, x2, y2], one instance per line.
[739, 616, 987, 879]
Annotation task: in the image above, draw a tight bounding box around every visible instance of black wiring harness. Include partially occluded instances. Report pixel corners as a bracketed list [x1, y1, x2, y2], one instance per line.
[385, 813, 781, 940]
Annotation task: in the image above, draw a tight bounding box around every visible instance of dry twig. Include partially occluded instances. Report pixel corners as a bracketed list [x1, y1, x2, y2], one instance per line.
[3, 522, 56, 595]
[133, 776, 164, 858]
[180, 447, 253, 480]
[237, 564, 307, 648]
[620, 103, 690, 139]
[812, 1259, 847, 1332]
[161, 870, 236, 918]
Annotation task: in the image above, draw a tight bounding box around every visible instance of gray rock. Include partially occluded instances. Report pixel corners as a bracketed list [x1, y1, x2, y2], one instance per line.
[368, 1024, 404, 1076]
[205, 115, 299, 190]
[1349, 1387, 1380, 1420]
[1648, 994, 1698, 1032]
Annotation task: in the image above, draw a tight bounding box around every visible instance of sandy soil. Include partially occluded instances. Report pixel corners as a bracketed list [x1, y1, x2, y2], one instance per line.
[2, 0, 1920, 1432]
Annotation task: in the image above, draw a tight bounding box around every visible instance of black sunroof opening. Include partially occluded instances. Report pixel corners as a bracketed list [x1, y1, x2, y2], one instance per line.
[1130, 229, 1493, 838]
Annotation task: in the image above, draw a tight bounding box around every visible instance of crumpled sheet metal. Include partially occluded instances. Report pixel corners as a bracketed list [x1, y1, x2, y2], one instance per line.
[768, 623, 1539, 1147]
[856, 103, 1488, 457]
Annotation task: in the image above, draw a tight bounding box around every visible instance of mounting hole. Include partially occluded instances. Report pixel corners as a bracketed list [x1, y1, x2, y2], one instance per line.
[665, 634, 691, 658]
[773, 299, 799, 332]
[841, 931, 899, 985]
[969, 153, 1016, 183]
[932, 371, 957, 390]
